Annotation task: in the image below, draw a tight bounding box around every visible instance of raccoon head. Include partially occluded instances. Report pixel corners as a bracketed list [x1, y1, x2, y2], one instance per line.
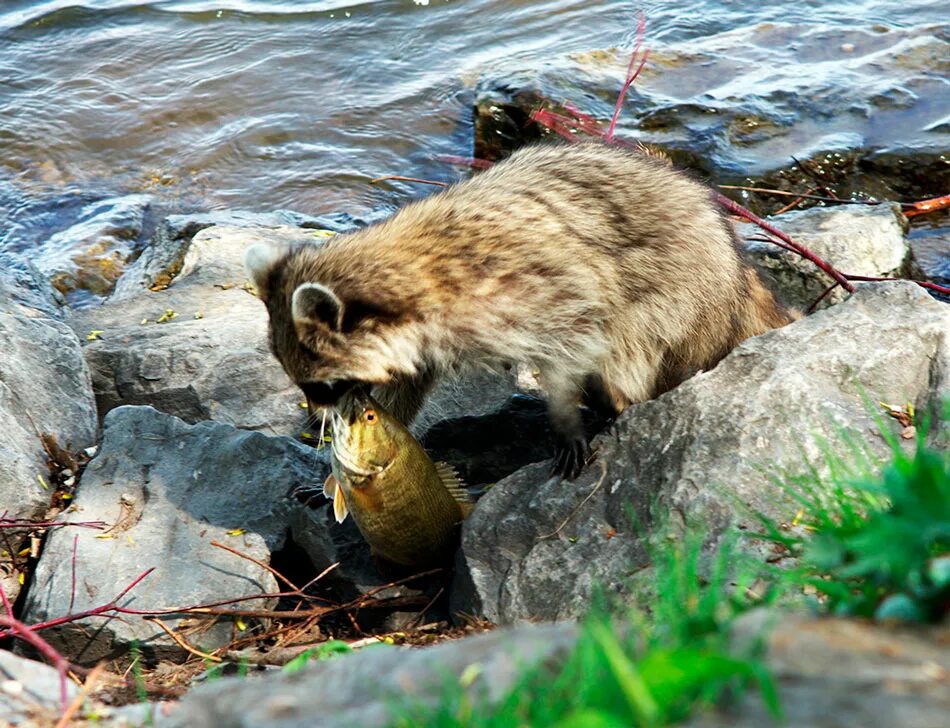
[245, 242, 404, 408]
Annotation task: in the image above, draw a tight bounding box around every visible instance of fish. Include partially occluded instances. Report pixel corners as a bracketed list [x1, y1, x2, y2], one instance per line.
[324, 390, 473, 568]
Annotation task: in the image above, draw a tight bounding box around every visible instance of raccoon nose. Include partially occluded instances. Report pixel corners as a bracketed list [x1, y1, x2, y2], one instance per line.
[300, 380, 359, 406]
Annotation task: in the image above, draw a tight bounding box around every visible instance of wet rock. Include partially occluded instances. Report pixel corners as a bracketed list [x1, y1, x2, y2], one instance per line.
[474, 23, 950, 193]
[20, 405, 315, 665]
[0, 650, 79, 726]
[0, 251, 68, 319]
[71, 224, 317, 433]
[454, 282, 949, 623]
[685, 613, 950, 728]
[32, 194, 153, 299]
[112, 210, 364, 301]
[163, 622, 578, 728]
[909, 225, 950, 300]
[0, 260, 97, 601]
[742, 202, 911, 310]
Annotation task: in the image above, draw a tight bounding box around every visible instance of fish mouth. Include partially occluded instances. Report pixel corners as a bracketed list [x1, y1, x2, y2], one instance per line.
[330, 407, 387, 478]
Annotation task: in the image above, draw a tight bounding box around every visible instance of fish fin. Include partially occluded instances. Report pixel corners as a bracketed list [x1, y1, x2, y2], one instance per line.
[323, 473, 338, 499]
[435, 461, 474, 517]
[332, 481, 349, 524]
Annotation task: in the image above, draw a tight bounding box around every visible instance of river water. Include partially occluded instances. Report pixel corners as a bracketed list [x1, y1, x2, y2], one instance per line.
[1, 1, 947, 299]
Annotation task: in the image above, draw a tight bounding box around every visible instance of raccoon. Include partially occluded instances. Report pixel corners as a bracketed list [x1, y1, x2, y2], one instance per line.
[245, 143, 794, 479]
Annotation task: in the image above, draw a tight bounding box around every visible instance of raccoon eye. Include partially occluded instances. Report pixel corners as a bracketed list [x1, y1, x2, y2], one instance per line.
[363, 409, 377, 424]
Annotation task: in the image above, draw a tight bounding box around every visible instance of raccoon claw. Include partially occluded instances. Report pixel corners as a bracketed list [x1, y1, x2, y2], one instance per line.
[551, 435, 591, 480]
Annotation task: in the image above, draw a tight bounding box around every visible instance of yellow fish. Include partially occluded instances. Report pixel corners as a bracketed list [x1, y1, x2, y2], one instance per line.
[324, 391, 473, 567]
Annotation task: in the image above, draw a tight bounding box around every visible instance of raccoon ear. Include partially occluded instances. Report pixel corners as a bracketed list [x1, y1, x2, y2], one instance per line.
[292, 282, 343, 331]
[244, 243, 285, 299]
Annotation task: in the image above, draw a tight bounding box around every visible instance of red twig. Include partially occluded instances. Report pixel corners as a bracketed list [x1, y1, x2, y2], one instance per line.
[607, 12, 650, 141]
[718, 193, 855, 293]
[902, 193, 950, 218]
[808, 281, 843, 313]
[0, 581, 71, 713]
[718, 185, 882, 207]
[839, 273, 950, 295]
[0, 567, 156, 639]
[371, 175, 448, 187]
[529, 108, 583, 142]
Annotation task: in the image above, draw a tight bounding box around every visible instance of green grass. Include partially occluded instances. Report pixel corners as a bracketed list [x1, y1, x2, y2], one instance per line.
[756, 412, 949, 622]
[392, 533, 780, 728]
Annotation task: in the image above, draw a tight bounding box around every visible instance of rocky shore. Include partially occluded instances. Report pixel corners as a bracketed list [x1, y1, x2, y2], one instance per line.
[1, 184, 948, 725]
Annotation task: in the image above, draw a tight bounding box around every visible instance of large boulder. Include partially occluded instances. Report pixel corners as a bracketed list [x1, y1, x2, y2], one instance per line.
[742, 202, 911, 311]
[0, 256, 98, 601]
[454, 282, 949, 623]
[153, 613, 949, 728]
[71, 223, 317, 434]
[21, 406, 316, 664]
[77, 216, 524, 441]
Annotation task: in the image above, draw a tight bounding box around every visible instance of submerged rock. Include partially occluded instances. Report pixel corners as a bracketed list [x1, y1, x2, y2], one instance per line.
[21, 406, 311, 665]
[34, 194, 153, 300]
[454, 282, 949, 623]
[474, 22, 950, 196]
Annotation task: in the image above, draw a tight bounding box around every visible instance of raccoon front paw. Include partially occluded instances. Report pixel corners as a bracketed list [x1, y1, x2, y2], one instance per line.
[551, 434, 591, 480]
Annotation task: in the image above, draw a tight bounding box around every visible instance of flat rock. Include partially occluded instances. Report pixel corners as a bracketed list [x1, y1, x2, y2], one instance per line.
[455, 282, 949, 623]
[685, 613, 950, 728]
[20, 406, 318, 665]
[0, 260, 98, 601]
[111, 210, 364, 302]
[163, 622, 578, 728]
[140, 614, 950, 728]
[742, 202, 911, 310]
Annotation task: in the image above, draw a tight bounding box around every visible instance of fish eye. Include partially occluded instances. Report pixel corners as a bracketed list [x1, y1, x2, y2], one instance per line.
[363, 409, 377, 424]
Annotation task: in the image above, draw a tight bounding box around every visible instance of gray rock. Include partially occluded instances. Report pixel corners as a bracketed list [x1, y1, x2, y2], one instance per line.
[742, 203, 911, 310]
[685, 613, 950, 728]
[112, 210, 364, 301]
[146, 611, 950, 728]
[21, 405, 322, 665]
[0, 262, 98, 602]
[0, 252, 68, 319]
[72, 224, 316, 434]
[455, 282, 949, 623]
[0, 650, 79, 726]
[164, 621, 578, 728]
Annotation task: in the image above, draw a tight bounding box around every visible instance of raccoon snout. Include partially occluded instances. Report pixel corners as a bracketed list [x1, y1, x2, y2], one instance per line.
[300, 380, 360, 406]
